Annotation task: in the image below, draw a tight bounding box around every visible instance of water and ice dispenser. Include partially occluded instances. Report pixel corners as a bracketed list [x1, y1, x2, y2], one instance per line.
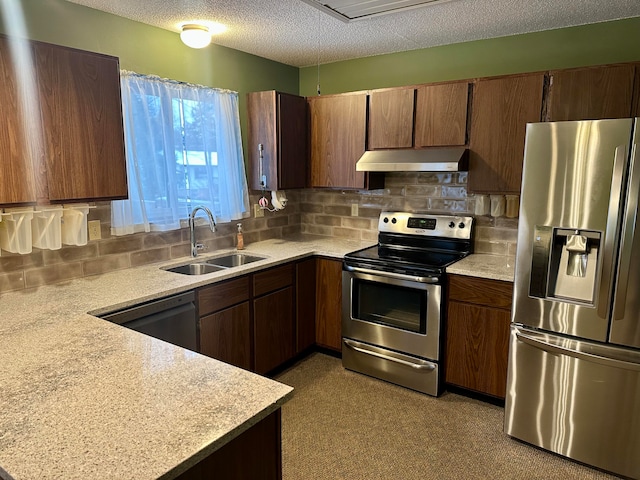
[529, 226, 601, 305]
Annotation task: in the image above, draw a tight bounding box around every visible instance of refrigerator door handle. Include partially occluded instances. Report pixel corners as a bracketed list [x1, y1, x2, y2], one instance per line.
[598, 144, 628, 319]
[515, 327, 640, 372]
[613, 141, 639, 321]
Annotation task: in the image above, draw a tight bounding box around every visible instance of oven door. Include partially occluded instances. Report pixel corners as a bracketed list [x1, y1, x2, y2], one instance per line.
[342, 267, 441, 361]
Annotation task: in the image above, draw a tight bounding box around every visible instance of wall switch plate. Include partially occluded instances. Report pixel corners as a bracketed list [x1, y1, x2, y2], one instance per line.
[88, 220, 101, 241]
[351, 203, 358, 216]
[253, 204, 264, 218]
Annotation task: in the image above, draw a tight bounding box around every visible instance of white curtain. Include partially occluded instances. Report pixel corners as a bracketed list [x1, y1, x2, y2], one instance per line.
[111, 71, 249, 235]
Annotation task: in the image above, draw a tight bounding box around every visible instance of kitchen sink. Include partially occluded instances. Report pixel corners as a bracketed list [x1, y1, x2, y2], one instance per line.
[206, 253, 267, 268]
[163, 263, 227, 275]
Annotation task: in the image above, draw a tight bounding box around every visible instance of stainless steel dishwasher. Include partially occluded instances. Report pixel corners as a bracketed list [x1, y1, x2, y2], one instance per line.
[101, 291, 197, 351]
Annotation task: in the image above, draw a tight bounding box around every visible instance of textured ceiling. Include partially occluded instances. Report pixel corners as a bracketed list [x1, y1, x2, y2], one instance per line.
[64, 0, 640, 67]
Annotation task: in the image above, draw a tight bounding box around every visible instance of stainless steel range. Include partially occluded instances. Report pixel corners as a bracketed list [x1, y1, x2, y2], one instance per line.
[342, 211, 474, 396]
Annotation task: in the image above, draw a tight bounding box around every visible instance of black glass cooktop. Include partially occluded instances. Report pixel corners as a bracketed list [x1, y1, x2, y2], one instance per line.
[344, 244, 467, 275]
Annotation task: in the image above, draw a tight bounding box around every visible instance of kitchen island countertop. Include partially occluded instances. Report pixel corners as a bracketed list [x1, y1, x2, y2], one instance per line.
[0, 235, 368, 480]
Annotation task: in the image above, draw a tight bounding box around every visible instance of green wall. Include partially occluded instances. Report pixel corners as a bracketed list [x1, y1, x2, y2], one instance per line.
[0, 0, 299, 158]
[300, 17, 640, 96]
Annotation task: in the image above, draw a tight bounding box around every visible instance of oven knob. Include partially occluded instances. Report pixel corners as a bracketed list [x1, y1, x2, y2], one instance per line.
[391, 218, 397, 224]
[383, 217, 389, 223]
[448, 221, 455, 228]
[458, 222, 465, 229]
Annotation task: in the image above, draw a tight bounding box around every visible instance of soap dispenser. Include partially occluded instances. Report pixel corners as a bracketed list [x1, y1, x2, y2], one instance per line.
[236, 223, 244, 250]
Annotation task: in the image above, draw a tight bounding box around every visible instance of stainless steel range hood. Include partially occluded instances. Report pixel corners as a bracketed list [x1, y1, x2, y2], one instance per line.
[355, 147, 468, 172]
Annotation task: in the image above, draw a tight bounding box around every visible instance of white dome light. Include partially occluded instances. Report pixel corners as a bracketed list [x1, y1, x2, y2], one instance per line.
[180, 24, 211, 49]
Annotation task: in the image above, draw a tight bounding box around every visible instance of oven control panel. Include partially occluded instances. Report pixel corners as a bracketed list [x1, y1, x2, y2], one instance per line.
[379, 212, 473, 239]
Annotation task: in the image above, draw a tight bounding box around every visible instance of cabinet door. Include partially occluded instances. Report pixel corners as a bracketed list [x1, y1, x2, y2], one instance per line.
[368, 88, 414, 149]
[468, 73, 544, 194]
[247, 91, 306, 191]
[254, 287, 294, 375]
[633, 66, 640, 117]
[547, 65, 635, 121]
[315, 258, 342, 351]
[34, 42, 127, 202]
[200, 302, 251, 370]
[0, 36, 37, 205]
[309, 93, 367, 188]
[415, 82, 468, 147]
[445, 301, 511, 398]
[278, 92, 307, 189]
[296, 258, 316, 354]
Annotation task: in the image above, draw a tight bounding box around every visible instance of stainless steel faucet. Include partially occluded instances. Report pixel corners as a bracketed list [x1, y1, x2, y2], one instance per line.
[189, 206, 216, 257]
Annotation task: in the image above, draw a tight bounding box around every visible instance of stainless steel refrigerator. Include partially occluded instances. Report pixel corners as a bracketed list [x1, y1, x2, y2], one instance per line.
[505, 118, 640, 479]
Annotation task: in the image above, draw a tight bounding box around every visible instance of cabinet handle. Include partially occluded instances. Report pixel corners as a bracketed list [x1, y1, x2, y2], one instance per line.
[258, 143, 267, 188]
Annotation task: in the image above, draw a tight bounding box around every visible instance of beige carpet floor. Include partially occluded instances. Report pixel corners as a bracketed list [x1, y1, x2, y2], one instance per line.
[275, 352, 621, 480]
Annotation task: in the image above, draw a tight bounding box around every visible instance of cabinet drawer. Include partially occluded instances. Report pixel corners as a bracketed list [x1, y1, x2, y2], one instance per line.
[198, 276, 250, 316]
[253, 263, 294, 297]
[448, 275, 513, 309]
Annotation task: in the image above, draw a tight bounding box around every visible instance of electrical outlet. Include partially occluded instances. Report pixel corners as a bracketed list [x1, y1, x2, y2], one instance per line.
[88, 220, 101, 241]
[253, 204, 264, 218]
[351, 203, 358, 216]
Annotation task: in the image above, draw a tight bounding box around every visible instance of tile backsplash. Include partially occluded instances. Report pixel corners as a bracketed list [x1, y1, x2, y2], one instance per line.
[0, 173, 517, 293]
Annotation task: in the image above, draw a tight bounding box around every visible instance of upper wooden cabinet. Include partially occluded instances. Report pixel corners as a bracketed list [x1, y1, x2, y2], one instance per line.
[34, 42, 127, 202]
[633, 66, 640, 117]
[368, 88, 414, 149]
[0, 36, 37, 205]
[468, 73, 545, 194]
[546, 64, 635, 121]
[247, 91, 307, 191]
[415, 82, 469, 147]
[309, 93, 382, 189]
[368, 82, 469, 150]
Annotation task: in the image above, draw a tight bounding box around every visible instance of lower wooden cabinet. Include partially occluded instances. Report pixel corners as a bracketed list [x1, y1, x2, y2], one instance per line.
[315, 257, 343, 351]
[200, 303, 251, 370]
[445, 274, 513, 399]
[295, 258, 317, 354]
[175, 409, 282, 480]
[254, 287, 295, 375]
[196, 257, 343, 372]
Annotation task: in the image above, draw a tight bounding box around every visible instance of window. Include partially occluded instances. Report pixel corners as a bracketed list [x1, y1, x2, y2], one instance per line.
[111, 71, 249, 235]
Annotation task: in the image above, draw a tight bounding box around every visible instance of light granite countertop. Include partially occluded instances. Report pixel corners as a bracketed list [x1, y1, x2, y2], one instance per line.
[0, 235, 369, 480]
[447, 253, 516, 282]
[0, 234, 512, 480]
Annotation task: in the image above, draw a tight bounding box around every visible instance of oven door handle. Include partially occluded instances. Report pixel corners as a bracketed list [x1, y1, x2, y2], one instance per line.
[343, 339, 436, 371]
[344, 265, 440, 284]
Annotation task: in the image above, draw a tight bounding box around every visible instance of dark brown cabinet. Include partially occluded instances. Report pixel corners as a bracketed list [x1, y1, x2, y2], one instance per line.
[414, 82, 469, 147]
[315, 257, 343, 351]
[198, 276, 252, 370]
[175, 410, 282, 480]
[0, 37, 127, 205]
[445, 274, 512, 399]
[633, 66, 640, 117]
[309, 93, 382, 189]
[0, 35, 37, 205]
[368, 88, 414, 149]
[546, 64, 635, 121]
[253, 264, 295, 375]
[468, 73, 545, 194]
[295, 258, 316, 354]
[247, 90, 307, 191]
[34, 41, 127, 202]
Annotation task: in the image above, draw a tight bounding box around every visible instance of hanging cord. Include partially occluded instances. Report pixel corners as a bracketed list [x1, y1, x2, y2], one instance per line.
[316, 8, 321, 95]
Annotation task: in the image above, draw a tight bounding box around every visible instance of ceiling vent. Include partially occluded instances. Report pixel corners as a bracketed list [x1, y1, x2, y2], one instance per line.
[300, 0, 457, 22]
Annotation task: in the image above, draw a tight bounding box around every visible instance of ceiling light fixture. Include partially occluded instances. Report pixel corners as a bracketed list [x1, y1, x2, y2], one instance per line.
[180, 24, 211, 49]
